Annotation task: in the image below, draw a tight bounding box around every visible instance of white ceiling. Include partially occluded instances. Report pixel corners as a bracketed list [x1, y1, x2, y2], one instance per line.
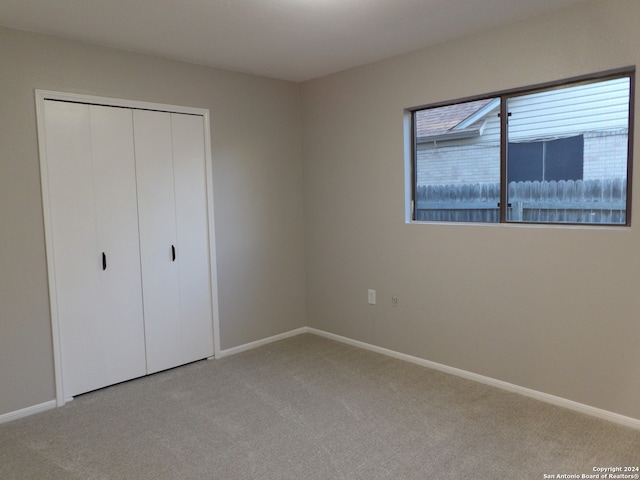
[0, 0, 587, 82]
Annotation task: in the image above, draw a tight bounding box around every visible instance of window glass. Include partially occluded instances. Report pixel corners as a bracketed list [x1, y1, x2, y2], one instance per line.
[506, 78, 629, 224]
[411, 72, 632, 226]
[414, 98, 501, 223]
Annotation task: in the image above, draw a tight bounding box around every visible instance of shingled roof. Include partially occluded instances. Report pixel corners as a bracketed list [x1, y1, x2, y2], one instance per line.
[415, 98, 499, 142]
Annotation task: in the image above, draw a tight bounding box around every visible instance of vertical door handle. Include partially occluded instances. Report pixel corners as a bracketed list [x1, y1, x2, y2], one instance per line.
[171, 245, 176, 262]
[102, 252, 107, 271]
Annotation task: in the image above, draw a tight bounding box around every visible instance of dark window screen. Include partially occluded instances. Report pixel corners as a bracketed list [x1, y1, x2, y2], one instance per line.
[507, 142, 543, 182]
[508, 135, 583, 182]
[545, 135, 583, 181]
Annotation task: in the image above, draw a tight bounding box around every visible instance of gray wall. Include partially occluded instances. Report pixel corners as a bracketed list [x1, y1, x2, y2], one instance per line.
[0, 27, 306, 416]
[3, 0, 640, 424]
[301, 0, 640, 420]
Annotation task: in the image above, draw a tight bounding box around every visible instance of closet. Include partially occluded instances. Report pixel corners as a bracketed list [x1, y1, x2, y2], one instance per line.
[37, 92, 217, 401]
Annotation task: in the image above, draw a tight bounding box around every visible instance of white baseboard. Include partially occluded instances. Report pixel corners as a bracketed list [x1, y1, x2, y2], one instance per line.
[1, 329, 309, 423]
[305, 328, 640, 431]
[4, 328, 639, 430]
[216, 327, 309, 358]
[0, 400, 56, 425]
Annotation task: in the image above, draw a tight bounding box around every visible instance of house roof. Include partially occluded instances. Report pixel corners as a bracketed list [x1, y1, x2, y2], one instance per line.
[415, 98, 499, 142]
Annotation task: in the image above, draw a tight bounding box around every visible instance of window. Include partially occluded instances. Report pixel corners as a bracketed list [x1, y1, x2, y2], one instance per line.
[508, 135, 583, 183]
[410, 69, 634, 226]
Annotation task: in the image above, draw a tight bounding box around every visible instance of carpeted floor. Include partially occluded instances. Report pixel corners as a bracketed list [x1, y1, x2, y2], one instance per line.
[1, 333, 638, 479]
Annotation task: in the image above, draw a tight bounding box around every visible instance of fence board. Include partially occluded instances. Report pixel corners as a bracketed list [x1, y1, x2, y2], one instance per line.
[416, 178, 626, 224]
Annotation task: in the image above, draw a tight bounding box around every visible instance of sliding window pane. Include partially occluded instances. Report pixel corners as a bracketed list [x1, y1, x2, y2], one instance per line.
[506, 78, 630, 224]
[414, 98, 501, 223]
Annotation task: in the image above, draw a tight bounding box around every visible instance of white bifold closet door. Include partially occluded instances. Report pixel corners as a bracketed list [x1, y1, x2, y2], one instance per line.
[42, 99, 215, 399]
[133, 110, 214, 374]
[42, 101, 147, 398]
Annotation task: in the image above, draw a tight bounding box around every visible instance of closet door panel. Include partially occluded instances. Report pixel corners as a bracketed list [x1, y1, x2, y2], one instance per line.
[43, 101, 147, 397]
[43, 101, 105, 397]
[90, 105, 147, 384]
[171, 113, 214, 361]
[133, 110, 182, 374]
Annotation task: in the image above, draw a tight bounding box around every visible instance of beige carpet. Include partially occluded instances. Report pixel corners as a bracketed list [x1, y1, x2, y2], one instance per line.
[1, 333, 638, 479]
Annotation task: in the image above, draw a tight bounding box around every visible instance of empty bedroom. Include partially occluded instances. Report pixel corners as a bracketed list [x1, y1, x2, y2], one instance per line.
[0, 0, 639, 478]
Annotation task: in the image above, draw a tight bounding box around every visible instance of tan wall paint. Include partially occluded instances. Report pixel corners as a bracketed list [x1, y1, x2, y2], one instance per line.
[301, 0, 640, 420]
[0, 27, 306, 416]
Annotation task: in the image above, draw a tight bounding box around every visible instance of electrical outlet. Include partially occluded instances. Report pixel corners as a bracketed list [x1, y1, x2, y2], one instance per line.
[392, 295, 399, 307]
[368, 289, 376, 305]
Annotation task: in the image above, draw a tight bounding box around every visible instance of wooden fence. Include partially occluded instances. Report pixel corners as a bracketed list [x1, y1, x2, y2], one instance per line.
[415, 178, 627, 224]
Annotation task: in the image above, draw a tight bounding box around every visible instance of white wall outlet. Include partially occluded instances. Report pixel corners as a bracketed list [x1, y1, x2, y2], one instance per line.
[368, 289, 376, 305]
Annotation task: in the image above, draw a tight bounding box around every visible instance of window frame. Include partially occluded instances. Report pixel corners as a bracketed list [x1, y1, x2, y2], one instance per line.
[409, 67, 635, 227]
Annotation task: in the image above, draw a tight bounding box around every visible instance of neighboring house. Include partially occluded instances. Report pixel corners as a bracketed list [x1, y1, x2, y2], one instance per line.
[415, 77, 630, 186]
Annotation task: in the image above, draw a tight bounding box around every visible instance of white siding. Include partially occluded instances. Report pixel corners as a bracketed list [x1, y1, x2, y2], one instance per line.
[507, 77, 630, 141]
